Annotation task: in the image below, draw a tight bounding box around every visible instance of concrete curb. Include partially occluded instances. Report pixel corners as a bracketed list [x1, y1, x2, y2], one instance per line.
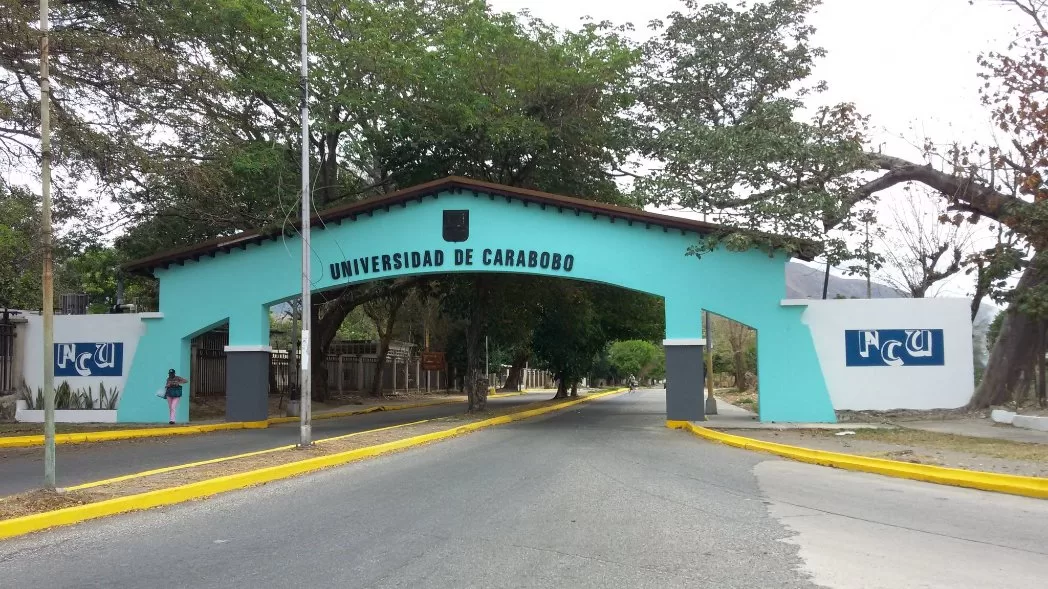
[992, 410, 1048, 432]
[0, 388, 625, 541]
[667, 420, 1048, 500]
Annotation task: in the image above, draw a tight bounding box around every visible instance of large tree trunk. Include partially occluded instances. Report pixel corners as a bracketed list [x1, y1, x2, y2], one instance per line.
[570, 380, 578, 397]
[370, 330, 394, 397]
[1037, 320, 1047, 408]
[500, 351, 527, 392]
[367, 292, 407, 397]
[464, 279, 488, 412]
[552, 372, 569, 399]
[726, 320, 749, 390]
[969, 263, 1046, 409]
[308, 278, 423, 401]
[310, 301, 330, 403]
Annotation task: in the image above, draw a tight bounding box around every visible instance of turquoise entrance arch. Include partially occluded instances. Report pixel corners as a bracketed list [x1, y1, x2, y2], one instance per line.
[122, 177, 834, 424]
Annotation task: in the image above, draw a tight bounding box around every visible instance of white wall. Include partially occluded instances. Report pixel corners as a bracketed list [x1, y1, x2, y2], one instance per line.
[20, 313, 155, 403]
[791, 298, 974, 411]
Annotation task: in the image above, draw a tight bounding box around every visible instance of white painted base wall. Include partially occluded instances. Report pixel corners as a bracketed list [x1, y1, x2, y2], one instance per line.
[18, 311, 159, 403]
[787, 297, 974, 411]
[14, 401, 118, 423]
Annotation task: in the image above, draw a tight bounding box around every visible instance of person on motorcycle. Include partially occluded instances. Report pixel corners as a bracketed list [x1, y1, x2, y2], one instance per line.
[627, 375, 638, 391]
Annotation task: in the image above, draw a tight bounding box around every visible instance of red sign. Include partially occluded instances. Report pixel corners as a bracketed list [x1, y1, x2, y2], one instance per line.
[421, 351, 445, 371]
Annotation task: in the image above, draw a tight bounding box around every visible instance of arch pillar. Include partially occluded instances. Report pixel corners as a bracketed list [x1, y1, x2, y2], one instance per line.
[663, 294, 706, 422]
[224, 304, 272, 422]
[117, 314, 192, 423]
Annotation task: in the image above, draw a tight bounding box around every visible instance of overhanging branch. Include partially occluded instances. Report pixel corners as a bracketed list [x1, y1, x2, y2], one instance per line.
[828, 153, 1033, 230]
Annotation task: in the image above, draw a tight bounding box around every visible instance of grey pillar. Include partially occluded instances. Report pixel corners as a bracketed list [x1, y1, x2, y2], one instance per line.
[224, 346, 271, 422]
[663, 339, 706, 422]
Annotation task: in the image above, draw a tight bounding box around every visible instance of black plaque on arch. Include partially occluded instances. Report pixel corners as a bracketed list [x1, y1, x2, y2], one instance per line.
[442, 210, 469, 242]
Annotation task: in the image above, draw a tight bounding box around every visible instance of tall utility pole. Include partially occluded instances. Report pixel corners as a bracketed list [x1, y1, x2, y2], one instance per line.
[864, 217, 872, 298]
[704, 313, 716, 415]
[39, 0, 56, 489]
[701, 212, 716, 416]
[297, 0, 312, 447]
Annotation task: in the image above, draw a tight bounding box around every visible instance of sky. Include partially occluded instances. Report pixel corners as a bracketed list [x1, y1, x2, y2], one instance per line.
[488, 0, 1025, 299]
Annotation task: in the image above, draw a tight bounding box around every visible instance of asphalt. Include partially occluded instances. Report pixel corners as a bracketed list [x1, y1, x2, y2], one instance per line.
[2, 389, 1046, 588]
[0, 393, 547, 496]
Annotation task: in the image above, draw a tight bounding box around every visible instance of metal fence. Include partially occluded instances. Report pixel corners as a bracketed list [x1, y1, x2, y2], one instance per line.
[0, 318, 14, 394]
[196, 340, 451, 398]
[273, 351, 449, 396]
[191, 330, 228, 397]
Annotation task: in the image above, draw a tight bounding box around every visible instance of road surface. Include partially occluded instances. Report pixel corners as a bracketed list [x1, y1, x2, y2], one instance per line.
[0, 392, 547, 496]
[2, 388, 1046, 588]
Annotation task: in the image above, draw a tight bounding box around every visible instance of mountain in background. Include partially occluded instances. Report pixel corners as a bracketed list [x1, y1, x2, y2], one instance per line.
[785, 261, 998, 367]
[786, 261, 904, 300]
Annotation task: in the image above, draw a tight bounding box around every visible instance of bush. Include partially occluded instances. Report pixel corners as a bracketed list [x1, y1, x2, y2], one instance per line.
[19, 380, 120, 410]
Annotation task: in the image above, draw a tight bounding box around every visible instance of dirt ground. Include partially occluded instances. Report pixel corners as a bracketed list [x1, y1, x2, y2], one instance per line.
[732, 427, 1048, 478]
[715, 388, 758, 412]
[836, 403, 1048, 423]
[0, 391, 604, 521]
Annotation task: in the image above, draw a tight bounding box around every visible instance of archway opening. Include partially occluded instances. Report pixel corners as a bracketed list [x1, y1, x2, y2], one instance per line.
[705, 311, 760, 423]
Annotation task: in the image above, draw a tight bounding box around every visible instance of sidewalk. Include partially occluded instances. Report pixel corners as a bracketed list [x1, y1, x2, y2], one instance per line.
[703, 396, 885, 429]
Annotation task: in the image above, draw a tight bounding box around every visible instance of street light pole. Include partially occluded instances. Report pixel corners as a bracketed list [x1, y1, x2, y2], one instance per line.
[39, 0, 56, 490]
[297, 0, 312, 447]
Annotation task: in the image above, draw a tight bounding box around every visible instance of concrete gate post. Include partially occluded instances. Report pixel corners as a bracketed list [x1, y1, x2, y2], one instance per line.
[223, 345, 271, 422]
[663, 339, 706, 422]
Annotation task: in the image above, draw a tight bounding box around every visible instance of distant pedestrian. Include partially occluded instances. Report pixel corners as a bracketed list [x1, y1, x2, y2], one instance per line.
[163, 369, 187, 424]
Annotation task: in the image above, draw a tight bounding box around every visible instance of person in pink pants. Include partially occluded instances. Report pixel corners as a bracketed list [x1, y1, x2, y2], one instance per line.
[163, 369, 188, 424]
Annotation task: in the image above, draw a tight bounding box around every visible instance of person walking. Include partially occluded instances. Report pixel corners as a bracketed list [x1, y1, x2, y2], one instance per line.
[163, 369, 187, 424]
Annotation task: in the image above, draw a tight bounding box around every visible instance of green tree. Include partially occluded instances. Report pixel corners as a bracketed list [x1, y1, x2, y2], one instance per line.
[634, 0, 869, 255]
[531, 283, 605, 398]
[0, 184, 40, 310]
[608, 340, 663, 382]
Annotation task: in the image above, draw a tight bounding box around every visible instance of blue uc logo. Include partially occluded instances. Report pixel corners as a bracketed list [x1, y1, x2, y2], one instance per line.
[844, 329, 944, 367]
[54, 343, 124, 377]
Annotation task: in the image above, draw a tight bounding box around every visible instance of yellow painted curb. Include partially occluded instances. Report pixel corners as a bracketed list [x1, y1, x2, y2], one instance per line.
[667, 420, 1048, 500]
[0, 397, 472, 449]
[0, 388, 625, 541]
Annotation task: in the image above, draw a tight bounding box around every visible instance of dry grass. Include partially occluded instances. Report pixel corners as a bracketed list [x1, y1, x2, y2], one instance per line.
[0, 489, 106, 520]
[0, 390, 610, 521]
[716, 388, 758, 412]
[827, 428, 1048, 463]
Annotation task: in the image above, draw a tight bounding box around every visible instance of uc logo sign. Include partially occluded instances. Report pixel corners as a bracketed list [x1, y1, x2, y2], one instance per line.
[844, 329, 944, 367]
[54, 343, 124, 377]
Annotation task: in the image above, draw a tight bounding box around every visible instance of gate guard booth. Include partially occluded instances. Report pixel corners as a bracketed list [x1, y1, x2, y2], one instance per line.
[122, 177, 833, 424]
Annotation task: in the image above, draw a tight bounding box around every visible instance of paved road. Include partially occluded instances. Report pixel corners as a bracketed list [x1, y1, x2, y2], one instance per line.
[2, 389, 1046, 588]
[0, 393, 547, 496]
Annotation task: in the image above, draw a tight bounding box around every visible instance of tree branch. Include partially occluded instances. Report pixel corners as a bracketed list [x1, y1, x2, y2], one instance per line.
[832, 153, 1033, 230]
